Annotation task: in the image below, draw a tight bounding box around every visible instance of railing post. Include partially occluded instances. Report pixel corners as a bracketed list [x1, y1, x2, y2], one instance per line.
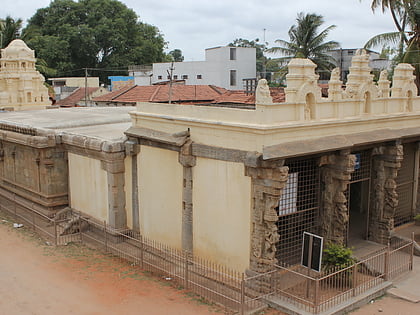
[13, 193, 16, 219]
[53, 219, 57, 246]
[184, 251, 189, 289]
[240, 273, 245, 315]
[32, 203, 35, 231]
[314, 278, 320, 314]
[411, 232, 415, 271]
[352, 263, 357, 297]
[140, 234, 144, 268]
[78, 212, 83, 243]
[384, 243, 390, 281]
[103, 220, 108, 252]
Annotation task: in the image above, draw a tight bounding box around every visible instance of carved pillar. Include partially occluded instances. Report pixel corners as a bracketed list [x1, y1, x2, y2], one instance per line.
[101, 159, 127, 230]
[245, 154, 288, 273]
[320, 150, 356, 245]
[178, 140, 196, 253]
[369, 143, 403, 244]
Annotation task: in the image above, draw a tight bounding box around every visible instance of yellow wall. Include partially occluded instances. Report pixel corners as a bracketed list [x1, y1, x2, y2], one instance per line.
[138, 146, 183, 249]
[193, 158, 251, 272]
[68, 153, 108, 222]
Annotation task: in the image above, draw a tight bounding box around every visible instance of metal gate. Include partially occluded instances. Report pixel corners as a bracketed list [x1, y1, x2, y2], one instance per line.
[395, 142, 418, 226]
[275, 157, 320, 265]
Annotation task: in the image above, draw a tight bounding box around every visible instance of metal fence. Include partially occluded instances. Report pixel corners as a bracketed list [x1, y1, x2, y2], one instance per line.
[0, 202, 415, 315]
[270, 237, 414, 314]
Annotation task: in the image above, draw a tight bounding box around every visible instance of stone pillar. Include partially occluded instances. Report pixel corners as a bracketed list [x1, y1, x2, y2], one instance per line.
[101, 159, 127, 230]
[369, 143, 403, 244]
[319, 150, 356, 245]
[178, 140, 196, 253]
[245, 153, 288, 273]
[125, 139, 140, 231]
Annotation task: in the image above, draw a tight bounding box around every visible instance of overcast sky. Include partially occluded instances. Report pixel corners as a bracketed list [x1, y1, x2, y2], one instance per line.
[1, 0, 396, 61]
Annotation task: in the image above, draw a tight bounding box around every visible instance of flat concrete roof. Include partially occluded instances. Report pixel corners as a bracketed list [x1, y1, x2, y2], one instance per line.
[0, 107, 132, 141]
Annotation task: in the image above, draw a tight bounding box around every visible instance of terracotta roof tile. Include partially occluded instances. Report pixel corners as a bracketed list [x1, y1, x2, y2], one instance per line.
[214, 87, 285, 104]
[94, 85, 227, 104]
[56, 87, 100, 107]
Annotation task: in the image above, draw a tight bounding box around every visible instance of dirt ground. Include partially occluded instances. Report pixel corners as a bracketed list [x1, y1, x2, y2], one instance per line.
[1, 209, 419, 315]
[0, 211, 225, 315]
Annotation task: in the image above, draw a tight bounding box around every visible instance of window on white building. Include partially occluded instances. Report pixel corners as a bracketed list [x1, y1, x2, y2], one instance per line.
[230, 48, 236, 60]
[230, 70, 237, 86]
[173, 75, 178, 80]
[182, 75, 188, 80]
[158, 75, 162, 80]
[197, 74, 202, 79]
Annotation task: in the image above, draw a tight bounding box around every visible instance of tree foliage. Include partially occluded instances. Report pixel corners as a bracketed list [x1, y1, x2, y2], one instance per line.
[24, 0, 167, 81]
[168, 49, 184, 62]
[364, 0, 420, 93]
[267, 12, 340, 72]
[0, 16, 24, 48]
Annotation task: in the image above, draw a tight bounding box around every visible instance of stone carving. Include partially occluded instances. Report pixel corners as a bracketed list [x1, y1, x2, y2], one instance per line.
[255, 79, 273, 104]
[331, 67, 340, 81]
[344, 49, 377, 100]
[320, 151, 356, 245]
[391, 63, 418, 98]
[0, 39, 50, 110]
[284, 58, 321, 103]
[369, 143, 403, 244]
[328, 68, 344, 101]
[378, 70, 391, 98]
[245, 157, 288, 273]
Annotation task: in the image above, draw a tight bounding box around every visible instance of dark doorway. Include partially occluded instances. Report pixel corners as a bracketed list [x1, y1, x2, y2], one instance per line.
[348, 180, 369, 242]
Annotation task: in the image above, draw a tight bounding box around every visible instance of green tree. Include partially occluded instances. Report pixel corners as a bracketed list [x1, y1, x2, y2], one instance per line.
[24, 0, 167, 81]
[0, 16, 23, 48]
[168, 49, 184, 62]
[267, 12, 340, 72]
[363, 0, 420, 93]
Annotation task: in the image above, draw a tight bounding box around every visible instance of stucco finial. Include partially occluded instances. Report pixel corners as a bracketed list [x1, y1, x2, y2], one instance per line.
[255, 79, 272, 104]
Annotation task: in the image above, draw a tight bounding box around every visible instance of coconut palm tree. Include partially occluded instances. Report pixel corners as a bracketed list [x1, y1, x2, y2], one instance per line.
[267, 12, 340, 72]
[364, 0, 420, 93]
[0, 16, 23, 48]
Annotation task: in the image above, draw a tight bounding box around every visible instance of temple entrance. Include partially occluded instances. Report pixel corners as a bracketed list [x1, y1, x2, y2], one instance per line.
[347, 150, 372, 245]
[348, 180, 370, 242]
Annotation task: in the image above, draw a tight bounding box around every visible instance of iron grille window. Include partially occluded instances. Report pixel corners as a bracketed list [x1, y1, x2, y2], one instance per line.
[276, 157, 320, 265]
[351, 150, 372, 182]
[395, 142, 416, 226]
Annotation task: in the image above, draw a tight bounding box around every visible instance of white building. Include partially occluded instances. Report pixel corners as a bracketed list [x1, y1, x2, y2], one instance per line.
[327, 49, 392, 81]
[130, 46, 256, 90]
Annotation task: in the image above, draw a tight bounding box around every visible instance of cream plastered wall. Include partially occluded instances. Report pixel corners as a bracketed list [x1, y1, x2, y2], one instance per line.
[124, 156, 133, 230]
[193, 157, 251, 272]
[68, 153, 108, 222]
[138, 145, 183, 249]
[130, 57, 419, 153]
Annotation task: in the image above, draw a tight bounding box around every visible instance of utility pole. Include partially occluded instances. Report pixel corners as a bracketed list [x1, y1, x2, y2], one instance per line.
[167, 62, 174, 104]
[84, 68, 88, 106]
[263, 28, 267, 79]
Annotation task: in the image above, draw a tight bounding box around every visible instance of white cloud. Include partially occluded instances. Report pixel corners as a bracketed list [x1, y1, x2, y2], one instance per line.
[1, 0, 396, 60]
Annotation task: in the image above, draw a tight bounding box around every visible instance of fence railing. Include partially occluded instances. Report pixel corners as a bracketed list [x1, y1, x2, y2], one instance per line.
[270, 237, 414, 314]
[0, 203, 415, 315]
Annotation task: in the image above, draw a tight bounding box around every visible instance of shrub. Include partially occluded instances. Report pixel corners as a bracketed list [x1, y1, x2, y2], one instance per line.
[322, 242, 356, 270]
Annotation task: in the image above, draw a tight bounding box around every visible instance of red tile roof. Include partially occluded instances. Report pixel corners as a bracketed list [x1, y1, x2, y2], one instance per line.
[93, 85, 286, 106]
[214, 87, 285, 104]
[56, 87, 100, 107]
[94, 85, 227, 104]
